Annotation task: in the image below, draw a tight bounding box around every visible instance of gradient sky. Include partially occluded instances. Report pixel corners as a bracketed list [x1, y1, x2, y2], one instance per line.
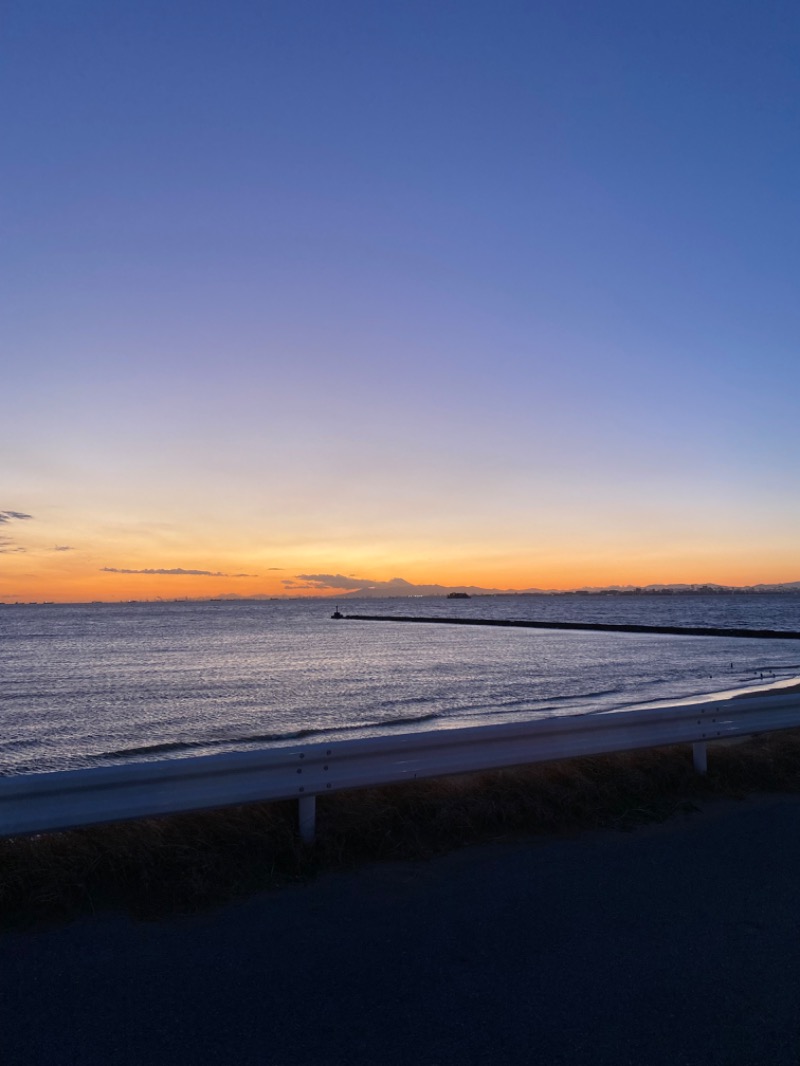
[3, 0, 799, 601]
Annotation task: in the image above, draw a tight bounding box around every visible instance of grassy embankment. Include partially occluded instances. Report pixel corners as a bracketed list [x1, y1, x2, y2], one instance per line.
[3, 721, 800, 928]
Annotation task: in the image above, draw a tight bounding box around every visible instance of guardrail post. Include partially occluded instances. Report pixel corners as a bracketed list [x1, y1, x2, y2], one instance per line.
[692, 742, 708, 774]
[299, 795, 316, 844]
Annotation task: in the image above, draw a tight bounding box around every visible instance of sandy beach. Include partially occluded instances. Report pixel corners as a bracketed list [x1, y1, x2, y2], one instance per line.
[3, 792, 800, 1065]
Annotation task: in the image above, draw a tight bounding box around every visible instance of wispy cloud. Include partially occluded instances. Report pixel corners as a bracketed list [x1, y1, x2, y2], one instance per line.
[100, 567, 256, 577]
[0, 537, 26, 554]
[54, 545, 74, 552]
[0, 512, 32, 552]
[267, 567, 284, 571]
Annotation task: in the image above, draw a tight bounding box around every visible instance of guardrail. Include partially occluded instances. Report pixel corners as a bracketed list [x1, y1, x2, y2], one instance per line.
[2, 691, 800, 844]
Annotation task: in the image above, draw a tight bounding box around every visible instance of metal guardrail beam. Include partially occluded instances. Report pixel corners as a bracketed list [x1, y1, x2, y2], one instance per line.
[1, 692, 799, 843]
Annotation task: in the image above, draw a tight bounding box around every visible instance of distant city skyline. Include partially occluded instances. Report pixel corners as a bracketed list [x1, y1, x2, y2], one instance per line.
[3, 2, 799, 602]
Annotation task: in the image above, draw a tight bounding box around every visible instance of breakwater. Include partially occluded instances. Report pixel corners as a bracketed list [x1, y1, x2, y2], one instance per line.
[335, 614, 800, 640]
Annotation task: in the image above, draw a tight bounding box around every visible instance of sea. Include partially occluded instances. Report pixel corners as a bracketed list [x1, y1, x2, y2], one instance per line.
[2, 594, 800, 776]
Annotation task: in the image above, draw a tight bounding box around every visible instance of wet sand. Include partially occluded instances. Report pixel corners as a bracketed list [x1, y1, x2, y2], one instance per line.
[3, 793, 800, 1065]
[736, 679, 800, 698]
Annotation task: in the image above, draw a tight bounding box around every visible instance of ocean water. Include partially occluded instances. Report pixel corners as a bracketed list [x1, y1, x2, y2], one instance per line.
[2, 595, 800, 775]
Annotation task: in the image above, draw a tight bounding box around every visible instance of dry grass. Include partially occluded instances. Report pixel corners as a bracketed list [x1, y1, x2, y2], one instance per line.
[3, 730, 800, 929]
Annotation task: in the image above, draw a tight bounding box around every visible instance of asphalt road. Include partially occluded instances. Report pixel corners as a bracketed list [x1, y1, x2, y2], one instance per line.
[3, 795, 800, 1066]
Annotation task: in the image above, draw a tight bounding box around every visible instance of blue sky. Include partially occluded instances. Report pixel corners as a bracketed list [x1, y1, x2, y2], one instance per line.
[2, 0, 799, 599]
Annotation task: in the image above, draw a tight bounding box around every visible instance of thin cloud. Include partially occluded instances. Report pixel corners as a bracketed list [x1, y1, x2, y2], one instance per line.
[287, 573, 527, 596]
[267, 567, 284, 571]
[54, 545, 74, 552]
[100, 567, 253, 577]
[292, 574, 420, 592]
[292, 573, 383, 591]
[0, 511, 32, 524]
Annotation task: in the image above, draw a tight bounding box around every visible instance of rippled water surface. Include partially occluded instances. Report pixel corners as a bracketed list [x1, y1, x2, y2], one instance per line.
[2, 595, 800, 773]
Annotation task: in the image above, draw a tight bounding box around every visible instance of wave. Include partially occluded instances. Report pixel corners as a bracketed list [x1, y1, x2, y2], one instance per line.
[472, 687, 624, 714]
[95, 711, 448, 762]
[531, 686, 623, 705]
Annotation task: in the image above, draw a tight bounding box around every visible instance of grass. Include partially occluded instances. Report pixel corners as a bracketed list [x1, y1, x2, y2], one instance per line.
[3, 729, 800, 929]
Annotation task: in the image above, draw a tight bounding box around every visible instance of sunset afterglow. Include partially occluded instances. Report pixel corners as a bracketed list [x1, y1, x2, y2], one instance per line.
[3, 2, 799, 602]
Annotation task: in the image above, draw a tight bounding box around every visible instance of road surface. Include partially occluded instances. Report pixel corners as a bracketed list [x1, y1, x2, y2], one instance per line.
[3, 795, 800, 1065]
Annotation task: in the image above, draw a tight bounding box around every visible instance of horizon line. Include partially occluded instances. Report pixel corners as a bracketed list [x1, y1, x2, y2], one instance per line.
[3, 581, 800, 607]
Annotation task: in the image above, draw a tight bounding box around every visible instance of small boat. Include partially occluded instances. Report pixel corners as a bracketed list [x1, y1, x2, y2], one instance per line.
[331, 606, 344, 619]
[447, 592, 470, 599]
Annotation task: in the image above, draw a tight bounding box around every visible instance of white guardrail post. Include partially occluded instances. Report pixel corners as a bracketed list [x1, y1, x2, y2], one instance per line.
[298, 795, 316, 844]
[1, 692, 800, 842]
[692, 741, 708, 774]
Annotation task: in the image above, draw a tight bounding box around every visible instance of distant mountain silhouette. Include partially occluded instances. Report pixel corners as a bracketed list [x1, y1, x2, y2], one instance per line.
[338, 580, 800, 598]
[215, 579, 800, 601]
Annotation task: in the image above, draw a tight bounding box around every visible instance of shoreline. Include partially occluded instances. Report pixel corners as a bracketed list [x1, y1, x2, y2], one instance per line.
[3, 671, 799, 778]
[623, 673, 800, 712]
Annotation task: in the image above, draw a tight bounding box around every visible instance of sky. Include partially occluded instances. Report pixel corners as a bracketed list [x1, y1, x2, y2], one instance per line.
[2, 0, 800, 601]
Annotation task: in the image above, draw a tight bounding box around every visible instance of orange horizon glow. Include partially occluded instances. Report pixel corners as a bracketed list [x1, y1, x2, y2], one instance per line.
[3, 510, 799, 603]
[3, 556, 799, 604]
